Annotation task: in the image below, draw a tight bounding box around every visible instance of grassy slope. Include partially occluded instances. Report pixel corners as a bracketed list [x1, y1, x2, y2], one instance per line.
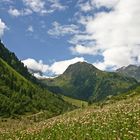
[0, 89, 140, 140]
[61, 95, 88, 108]
[0, 58, 75, 117]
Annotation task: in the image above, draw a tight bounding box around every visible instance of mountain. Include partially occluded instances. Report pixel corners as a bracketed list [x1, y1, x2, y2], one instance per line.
[42, 62, 138, 103]
[0, 41, 38, 83]
[0, 42, 75, 117]
[116, 65, 140, 81]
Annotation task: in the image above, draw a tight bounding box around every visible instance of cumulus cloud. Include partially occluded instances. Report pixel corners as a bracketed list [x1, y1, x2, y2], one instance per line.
[33, 73, 50, 79]
[70, 44, 98, 55]
[22, 57, 85, 78]
[0, 19, 7, 37]
[48, 22, 79, 37]
[71, 0, 140, 70]
[8, 8, 21, 17]
[22, 58, 49, 73]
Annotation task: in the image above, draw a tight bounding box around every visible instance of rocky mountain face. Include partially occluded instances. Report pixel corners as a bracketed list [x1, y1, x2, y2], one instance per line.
[116, 65, 140, 81]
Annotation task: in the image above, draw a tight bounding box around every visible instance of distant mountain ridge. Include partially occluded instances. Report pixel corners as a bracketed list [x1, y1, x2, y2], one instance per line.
[42, 62, 138, 103]
[116, 65, 140, 81]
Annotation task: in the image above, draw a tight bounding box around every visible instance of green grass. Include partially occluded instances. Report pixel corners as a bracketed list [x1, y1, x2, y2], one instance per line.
[0, 92, 140, 140]
[62, 95, 88, 108]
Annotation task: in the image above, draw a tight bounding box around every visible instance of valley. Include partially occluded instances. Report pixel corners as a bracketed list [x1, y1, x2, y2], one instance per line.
[0, 88, 140, 140]
[0, 0, 140, 139]
[0, 41, 140, 139]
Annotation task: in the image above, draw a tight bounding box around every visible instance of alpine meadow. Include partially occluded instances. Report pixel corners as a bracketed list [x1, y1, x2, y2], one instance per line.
[0, 0, 140, 140]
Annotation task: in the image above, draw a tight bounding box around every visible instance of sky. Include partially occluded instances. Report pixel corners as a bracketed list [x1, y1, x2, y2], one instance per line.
[0, 0, 140, 78]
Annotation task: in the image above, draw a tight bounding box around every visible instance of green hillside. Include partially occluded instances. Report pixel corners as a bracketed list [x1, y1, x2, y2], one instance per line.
[0, 41, 38, 83]
[42, 62, 138, 103]
[61, 95, 88, 108]
[0, 87, 140, 140]
[0, 58, 75, 117]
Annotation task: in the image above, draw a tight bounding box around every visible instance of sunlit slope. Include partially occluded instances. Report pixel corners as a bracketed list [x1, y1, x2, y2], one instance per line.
[0, 88, 140, 139]
[0, 58, 75, 117]
[61, 95, 88, 108]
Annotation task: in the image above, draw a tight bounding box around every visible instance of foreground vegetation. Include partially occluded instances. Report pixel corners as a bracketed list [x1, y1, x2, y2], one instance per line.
[0, 91, 140, 140]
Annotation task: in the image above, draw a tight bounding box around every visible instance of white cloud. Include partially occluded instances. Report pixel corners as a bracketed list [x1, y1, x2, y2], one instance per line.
[78, 0, 119, 12]
[92, 62, 105, 70]
[23, 0, 47, 14]
[48, 22, 79, 37]
[49, 0, 67, 11]
[91, 0, 119, 9]
[33, 73, 50, 79]
[78, 1, 92, 12]
[8, 8, 21, 17]
[22, 58, 49, 73]
[22, 57, 85, 78]
[0, 19, 7, 37]
[70, 44, 98, 55]
[7, 0, 66, 17]
[71, 0, 140, 70]
[27, 25, 34, 32]
[8, 8, 32, 17]
[22, 0, 66, 15]
[69, 34, 94, 44]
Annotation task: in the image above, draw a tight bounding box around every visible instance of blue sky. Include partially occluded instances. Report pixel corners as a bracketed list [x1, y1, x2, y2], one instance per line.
[0, 0, 140, 78]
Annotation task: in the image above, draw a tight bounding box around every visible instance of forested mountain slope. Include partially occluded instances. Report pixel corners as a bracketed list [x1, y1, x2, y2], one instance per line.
[43, 62, 138, 102]
[0, 43, 75, 117]
[0, 41, 37, 83]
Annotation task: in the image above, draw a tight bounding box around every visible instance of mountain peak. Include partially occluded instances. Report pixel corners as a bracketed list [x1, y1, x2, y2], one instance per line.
[116, 64, 140, 81]
[117, 64, 139, 72]
[127, 64, 138, 69]
[63, 61, 99, 75]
